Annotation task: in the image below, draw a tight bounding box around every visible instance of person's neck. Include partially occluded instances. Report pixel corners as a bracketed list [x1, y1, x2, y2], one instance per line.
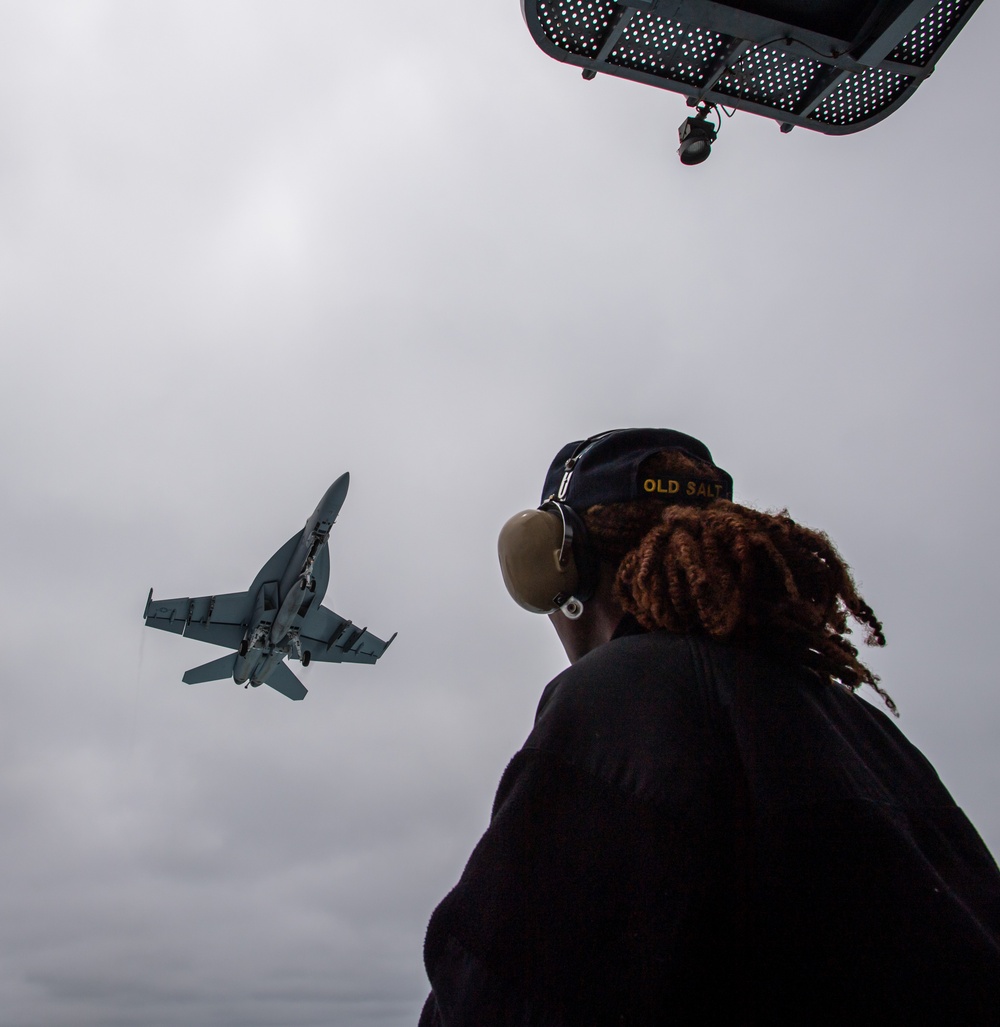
[548, 568, 626, 664]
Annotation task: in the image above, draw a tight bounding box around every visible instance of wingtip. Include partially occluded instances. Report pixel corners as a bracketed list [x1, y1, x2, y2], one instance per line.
[144, 587, 154, 618]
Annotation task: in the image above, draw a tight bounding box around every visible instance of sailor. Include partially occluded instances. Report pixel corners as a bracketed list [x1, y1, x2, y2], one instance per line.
[420, 428, 1000, 1025]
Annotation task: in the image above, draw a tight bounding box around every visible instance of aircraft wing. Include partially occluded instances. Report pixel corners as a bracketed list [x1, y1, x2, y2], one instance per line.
[299, 605, 396, 665]
[144, 589, 251, 651]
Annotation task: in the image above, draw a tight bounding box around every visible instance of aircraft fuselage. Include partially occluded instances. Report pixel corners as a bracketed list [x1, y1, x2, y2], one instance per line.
[233, 472, 350, 686]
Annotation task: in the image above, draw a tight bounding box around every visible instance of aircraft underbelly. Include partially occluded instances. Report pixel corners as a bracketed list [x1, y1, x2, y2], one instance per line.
[234, 649, 262, 685]
[252, 649, 285, 685]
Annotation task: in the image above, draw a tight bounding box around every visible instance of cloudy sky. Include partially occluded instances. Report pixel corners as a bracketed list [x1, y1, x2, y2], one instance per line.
[0, 2, 997, 1024]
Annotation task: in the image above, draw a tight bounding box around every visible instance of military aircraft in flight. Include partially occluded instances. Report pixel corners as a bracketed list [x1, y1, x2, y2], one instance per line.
[143, 472, 395, 700]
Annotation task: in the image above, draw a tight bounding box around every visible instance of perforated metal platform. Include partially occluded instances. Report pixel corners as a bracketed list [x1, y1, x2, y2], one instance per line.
[521, 0, 983, 133]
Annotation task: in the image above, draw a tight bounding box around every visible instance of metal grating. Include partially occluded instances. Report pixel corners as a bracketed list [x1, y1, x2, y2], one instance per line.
[535, 0, 620, 58]
[888, 0, 976, 67]
[608, 12, 729, 87]
[523, 0, 984, 135]
[714, 46, 826, 113]
[809, 67, 913, 125]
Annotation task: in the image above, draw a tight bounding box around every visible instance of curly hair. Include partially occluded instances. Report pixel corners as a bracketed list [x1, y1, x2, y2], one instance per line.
[583, 452, 896, 715]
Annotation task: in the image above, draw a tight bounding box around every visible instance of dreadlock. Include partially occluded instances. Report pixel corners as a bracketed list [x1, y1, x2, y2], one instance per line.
[583, 452, 896, 715]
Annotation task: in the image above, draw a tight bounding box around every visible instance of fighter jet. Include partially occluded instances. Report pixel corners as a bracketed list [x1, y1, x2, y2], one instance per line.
[143, 472, 395, 700]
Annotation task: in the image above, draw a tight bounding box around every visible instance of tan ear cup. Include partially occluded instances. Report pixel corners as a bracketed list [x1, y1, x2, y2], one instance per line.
[497, 509, 580, 614]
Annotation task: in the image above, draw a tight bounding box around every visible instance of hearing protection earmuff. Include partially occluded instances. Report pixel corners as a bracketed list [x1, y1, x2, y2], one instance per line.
[497, 433, 610, 619]
[497, 501, 597, 618]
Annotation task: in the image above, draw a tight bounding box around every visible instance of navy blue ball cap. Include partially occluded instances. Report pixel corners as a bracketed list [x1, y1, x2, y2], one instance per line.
[540, 428, 733, 509]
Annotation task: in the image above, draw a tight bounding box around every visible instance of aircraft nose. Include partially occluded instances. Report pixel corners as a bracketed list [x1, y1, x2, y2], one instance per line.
[318, 472, 350, 523]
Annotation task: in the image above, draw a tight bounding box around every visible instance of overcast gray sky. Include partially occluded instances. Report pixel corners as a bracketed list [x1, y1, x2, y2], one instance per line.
[0, 2, 997, 1024]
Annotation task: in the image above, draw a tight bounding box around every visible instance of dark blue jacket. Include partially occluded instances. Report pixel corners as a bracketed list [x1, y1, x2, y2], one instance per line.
[421, 626, 1000, 1025]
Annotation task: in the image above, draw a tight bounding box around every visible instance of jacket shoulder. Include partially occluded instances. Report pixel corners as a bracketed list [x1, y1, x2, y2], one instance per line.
[526, 632, 734, 808]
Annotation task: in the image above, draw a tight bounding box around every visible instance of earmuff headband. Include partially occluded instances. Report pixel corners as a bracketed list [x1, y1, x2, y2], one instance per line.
[553, 431, 618, 503]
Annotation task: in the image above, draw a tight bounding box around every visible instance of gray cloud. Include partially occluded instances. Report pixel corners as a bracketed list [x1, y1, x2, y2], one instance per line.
[0, 1, 997, 1023]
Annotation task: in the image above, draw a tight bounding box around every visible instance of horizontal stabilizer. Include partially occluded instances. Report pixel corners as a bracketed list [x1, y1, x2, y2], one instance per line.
[264, 661, 307, 701]
[182, 653, 238, 684]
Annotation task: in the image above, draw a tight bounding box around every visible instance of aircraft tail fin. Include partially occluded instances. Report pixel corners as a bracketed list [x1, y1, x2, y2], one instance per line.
[263, 661, 307, 701]
[182, 653, 238, 684]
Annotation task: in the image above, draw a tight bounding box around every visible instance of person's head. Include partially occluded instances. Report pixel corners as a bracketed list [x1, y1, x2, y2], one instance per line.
[498, 428, 894, 713]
